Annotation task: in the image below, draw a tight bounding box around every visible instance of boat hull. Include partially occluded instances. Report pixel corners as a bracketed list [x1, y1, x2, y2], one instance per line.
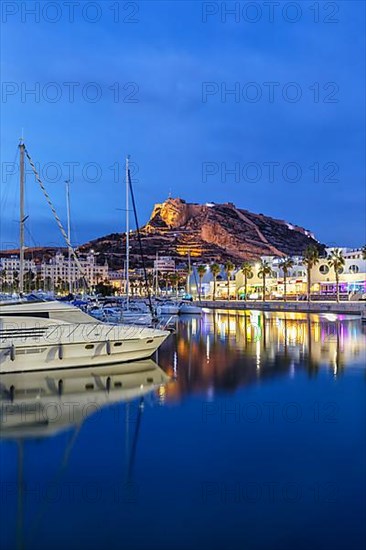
[0, 335, 167, 373]
[0, 302, 170, 373]
[0, 315, 169, 373]
[157, 305, 180, 315]
[179, 305, 202, 315]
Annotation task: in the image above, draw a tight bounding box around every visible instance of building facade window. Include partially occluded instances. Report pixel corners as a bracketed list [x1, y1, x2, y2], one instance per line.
[319, 264, 329, 274]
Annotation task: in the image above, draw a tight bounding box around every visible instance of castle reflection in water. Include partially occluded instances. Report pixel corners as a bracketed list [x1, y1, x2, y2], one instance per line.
[157, 310, 366, 401]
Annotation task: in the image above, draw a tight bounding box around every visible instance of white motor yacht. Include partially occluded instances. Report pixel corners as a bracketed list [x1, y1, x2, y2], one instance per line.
[179, 302, 203, 315]
[0, 300, 170, 373]
[156, 302, 180, 315]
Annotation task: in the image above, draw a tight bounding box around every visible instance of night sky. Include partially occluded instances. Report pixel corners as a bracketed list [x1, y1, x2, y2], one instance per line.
[1, 0, 365, 250]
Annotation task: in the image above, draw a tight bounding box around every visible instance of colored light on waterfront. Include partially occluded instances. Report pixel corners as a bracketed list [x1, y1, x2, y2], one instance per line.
[324, 314, 338, 322]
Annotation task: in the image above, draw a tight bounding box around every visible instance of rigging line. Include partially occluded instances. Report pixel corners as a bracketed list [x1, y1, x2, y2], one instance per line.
[23, 145, 88, 290]
[127, 397, 144, 481]
[127, 169, 155, 318]
[24, 224, 39, 249]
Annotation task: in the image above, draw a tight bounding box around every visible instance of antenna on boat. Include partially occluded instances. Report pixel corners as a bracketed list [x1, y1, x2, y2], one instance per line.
[126, 161, 156, 319]
[65, 180, 72, 294]
[155, 251, 159, 295]
[187, 252, 191, 296]
[125, 155, 130, 309]
[19, 136, 25, 295]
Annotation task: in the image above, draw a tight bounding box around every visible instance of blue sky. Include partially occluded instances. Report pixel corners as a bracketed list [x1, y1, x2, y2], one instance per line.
[1, 0, 365, 249]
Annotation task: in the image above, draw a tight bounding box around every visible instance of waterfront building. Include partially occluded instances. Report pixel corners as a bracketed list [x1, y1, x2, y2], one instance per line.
[313, 248, 366, 296]
[40, 251, 109, 290]
[185, 247, 365, 300]
[0, 255, 37, 289]
[154, 256, 175, 273]
[235, 256, 307, 299]
[187, 265, 237, 299]
[0, 251, 109, 292]
[235, 247, 366, 299]
[108, 269, 124, 291]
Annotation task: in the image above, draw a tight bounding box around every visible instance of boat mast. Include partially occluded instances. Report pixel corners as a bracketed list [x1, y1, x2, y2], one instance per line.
[187, 252, 191, 295]
[19, 140, 25, 295]
[65, 180, 72, 294]
[155, 251, 158, 295]
[125, 156, 130, 308]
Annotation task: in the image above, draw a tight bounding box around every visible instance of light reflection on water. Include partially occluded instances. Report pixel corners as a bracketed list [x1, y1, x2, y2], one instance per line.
[0, 310, 365, 550]
[157, 310, 366, 401]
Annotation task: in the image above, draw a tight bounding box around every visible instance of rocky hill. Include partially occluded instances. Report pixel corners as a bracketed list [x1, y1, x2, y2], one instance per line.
[80, 198, 323, 268]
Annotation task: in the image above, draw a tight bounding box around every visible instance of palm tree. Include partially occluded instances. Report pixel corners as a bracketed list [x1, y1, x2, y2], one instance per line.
[327, 248, 345, 303]
[257, 260, 272, 302]
[197, 265, 206, 301]
[146, 272, 154, 294]
[56, 276, 63, 293]
[24, 269, 35, 292]
[210, 263, 221, 301]
[240, 261, 253, 300]
[163, 272, 170, 295]
[302, 245, 320, 302]
[279, 257, 294, 302]
[224, 260, 235, 299]
[0, 269, 6, 292]
[12, 270, 19, 293]
[362, 245, 366, 260]
[45, 276, 52, 292]
[169, 272, 179, 298]
[35, 274, 43, 291]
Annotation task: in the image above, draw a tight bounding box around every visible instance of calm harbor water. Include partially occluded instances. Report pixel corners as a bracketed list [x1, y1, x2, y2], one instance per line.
[1, 310, 365, 550]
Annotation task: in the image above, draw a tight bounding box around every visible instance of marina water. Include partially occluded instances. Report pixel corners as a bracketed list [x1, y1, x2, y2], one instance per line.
[1, 310, 365, 549]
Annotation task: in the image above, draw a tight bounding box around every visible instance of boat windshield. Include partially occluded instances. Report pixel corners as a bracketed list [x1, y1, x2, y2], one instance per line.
[0, 301, 100, 324]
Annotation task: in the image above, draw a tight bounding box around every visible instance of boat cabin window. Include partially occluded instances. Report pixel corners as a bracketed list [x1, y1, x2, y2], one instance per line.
[0, 312, 50, 318]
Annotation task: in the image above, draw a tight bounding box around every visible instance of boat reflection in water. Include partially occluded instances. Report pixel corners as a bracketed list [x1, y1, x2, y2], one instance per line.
[157, 309, 366, 400]
[0, 359, 169, 550]
[0, 359, 169, 439]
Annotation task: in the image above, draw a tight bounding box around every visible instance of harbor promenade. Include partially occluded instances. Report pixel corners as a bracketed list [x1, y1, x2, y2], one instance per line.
[199, 300, 366, 316]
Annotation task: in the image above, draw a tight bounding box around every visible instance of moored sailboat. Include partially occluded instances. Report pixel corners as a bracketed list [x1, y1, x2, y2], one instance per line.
[0, 144, 171, 373]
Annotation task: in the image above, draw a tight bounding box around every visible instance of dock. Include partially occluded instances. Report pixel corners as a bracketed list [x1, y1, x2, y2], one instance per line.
[199, 300, 366, 316]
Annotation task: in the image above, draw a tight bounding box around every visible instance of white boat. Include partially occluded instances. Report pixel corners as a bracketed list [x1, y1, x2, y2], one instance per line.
[179, 302, 202, 315]
[157, 302, 180, 315]
[89, 305, 123, 323]
[361, 306, 366, 323]
[120, 300, 153, 324]
[120, 310, 152, 325]
[88, 304, 152, 325]
[0, 300, 169, 373]
[0, 359, 169, 439]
